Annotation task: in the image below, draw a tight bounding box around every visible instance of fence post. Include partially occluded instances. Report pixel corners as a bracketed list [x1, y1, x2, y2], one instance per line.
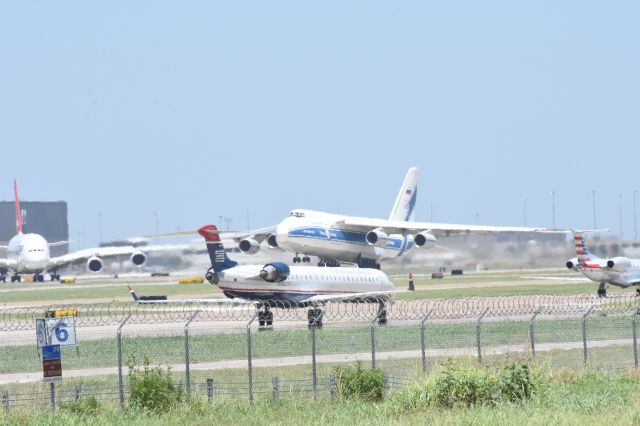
[207, 379, 214, 403]
[184, 310, 200, 399]
[49, 382, 55, 413]
[476, 308, 489, 363]
[582, 306, 595, 366]
[247, 308, 259, 404]
[370, 303, 386, 369]
[74, 383, 82, 403]
[329, 374, 337, 401]
[2, 391, 8, 411]
[420, 311, 432, 373]
[632, 309, 640, 368]
[272, 377, 279, 400]
[310, 314, 318, 399]
[117, 314, 132, 412]
[529, 307, 542, 358]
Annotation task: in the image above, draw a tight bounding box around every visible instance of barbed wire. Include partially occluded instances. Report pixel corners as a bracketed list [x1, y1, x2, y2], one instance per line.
[2, 293, 640, 330]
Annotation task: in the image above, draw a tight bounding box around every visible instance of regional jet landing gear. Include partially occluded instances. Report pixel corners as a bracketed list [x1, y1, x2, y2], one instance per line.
[307, 307, 324, 329]
[292, 254, 311, 264]
[597, 283, 607, 298]
[258, 306, 274, 331]
[377, 301, 388, 326]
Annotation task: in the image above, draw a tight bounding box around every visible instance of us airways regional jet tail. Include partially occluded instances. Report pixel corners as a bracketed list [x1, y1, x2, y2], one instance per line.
[566, 231, 640, 297]
[0, 179, 148, 282]
[230, 167, 558, 269]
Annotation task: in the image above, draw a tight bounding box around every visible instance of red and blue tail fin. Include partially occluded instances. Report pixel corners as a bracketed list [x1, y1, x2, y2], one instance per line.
[573, 231, 598, 262]
[198, 225, 238, 272]
[14, 178, 22, 235]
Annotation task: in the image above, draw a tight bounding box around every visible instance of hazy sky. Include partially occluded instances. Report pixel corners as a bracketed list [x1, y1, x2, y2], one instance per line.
[0, 1, 638, 247]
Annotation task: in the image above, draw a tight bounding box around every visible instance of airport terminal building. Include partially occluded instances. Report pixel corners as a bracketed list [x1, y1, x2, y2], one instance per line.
[0, 201, 69, 257]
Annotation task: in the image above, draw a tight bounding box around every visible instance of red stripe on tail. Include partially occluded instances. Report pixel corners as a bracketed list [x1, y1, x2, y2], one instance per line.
[14, 178, 22, 235]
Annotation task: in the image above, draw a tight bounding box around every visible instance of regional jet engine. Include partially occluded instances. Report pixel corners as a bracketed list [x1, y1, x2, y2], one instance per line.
[413, 231, 437, 249]
[86, 256, 103, 273]
[566, 259, 578, 270]
[365, 228, 389, 247]
[205, 267, 220, 285]
[606, 257, 631, 272]
[130, 250, 147, 266]
[259, 262, 290, 283]
[239, 238, 260, 254]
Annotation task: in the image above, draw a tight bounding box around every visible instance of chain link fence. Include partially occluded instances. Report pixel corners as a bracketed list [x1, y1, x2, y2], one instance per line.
[2, 295, 640, 411]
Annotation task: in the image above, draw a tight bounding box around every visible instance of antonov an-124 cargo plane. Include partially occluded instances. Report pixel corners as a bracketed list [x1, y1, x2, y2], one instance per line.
[228, 167, 558, 268]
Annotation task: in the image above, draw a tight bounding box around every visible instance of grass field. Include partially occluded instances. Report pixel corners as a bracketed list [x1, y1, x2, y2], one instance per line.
[3, 368, 640, 425]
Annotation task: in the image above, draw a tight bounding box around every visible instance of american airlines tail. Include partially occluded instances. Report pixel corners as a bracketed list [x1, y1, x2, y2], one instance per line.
[573, 232, 599, 262]
[388, 167, 419, 221]
[14, 178, 23, 235]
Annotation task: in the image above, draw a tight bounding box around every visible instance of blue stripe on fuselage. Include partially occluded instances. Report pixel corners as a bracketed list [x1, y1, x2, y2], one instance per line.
[288, 226, 406, 251]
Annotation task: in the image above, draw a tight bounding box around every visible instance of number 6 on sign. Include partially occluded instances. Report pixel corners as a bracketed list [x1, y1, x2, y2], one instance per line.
[46, 316, 77, 346]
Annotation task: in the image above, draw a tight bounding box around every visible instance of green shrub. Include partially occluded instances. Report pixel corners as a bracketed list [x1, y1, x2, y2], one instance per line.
[390, 361, 539, 410]
[128, 357, 184, 413]
[60, 396, 100, 416]
[335, 361, 385, 402]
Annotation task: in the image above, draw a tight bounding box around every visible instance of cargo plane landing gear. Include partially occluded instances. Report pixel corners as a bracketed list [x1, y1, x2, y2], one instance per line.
[597, 283, 607, 298]
[49, 269, 61, 281]
[32, 274, 44, 282]
[292, 255, 311, 264]
[10, 274, 21, 283]
[317, 258, 340, 267]
[0, 268, 6, 283]
[357, 256, 380, 269]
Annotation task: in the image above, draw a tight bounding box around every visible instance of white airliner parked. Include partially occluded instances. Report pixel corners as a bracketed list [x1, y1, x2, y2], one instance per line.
[0, 179, 148, 282]
[232, 167, 556, 268]
[566, 231, 640, 297]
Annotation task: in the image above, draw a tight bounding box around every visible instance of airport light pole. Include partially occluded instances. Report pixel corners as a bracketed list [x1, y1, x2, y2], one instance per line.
[634, 190, 637, 240]
[523, 199, 527, 227]
[475, 213, 479, 225]
[98, 212, 103, 244]
[619, 194, 624, 239]
[592, 190, 597, 230]
[153, 211, 159, 235]
[551, 191, 556, 229]
[429, 202, 433, 222]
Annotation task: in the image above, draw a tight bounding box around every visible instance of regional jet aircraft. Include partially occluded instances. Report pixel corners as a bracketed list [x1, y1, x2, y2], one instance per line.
[0, 180, 148, 282]
[230, 167, 557, 269]
[566, 231, 640, 297]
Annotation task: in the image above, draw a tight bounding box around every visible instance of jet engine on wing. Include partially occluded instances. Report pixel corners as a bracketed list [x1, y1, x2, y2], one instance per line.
[239, 238, 260, 254]
[607, 257, 631, 272]
[267, 234, 278, 248]
[413, 231, 437, 249]
[87, 256, 103, 273]
[130, 250, 146, 266]
[365, 228, 389, 247]
[259, 262, 290, 282]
